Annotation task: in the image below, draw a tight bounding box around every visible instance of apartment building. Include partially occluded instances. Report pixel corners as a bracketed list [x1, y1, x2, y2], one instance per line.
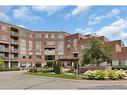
[0, 21, 127, 68]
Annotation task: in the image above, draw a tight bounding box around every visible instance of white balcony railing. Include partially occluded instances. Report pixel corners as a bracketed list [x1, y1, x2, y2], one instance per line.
[45, 50, 55, 55]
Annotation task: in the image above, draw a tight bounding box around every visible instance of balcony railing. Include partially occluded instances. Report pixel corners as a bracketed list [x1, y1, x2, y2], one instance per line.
[11, 49, 18, 53]
[11, 31, 19, 36]
[0, 57, 9, 60]
[11, 57, 19, 61]
[0, 48, 9, 52]
[11, 40, 18, 45]
[45, 50, 55, 55]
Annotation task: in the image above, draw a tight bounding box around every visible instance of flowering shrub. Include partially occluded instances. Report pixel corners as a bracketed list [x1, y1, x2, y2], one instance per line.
[83, 70, 96, 79]
[84, 69, 127, 80]
[117, 69, 127, 79]
[95, 70, 108, 80]
[108, 70, 119, 80]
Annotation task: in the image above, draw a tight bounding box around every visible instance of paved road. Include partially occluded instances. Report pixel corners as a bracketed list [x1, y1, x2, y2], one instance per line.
[1, 71, 127, 89]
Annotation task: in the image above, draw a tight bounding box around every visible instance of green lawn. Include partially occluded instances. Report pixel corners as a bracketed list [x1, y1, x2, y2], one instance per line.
[27, 72, 83, 80]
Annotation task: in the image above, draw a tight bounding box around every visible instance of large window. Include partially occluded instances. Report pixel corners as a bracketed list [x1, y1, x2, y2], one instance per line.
[35, 34, 41, 38]
[36, 41, 41, 47]
[119, 60, 125, 66]
[45, 41, 55, 46]
[45, 34, 48, 38]
[29, 33, 33, 38]
[58, 34, 63, 38]
[0, 25, 8, 32]
[58, 41, 64, 55]
[29, 41, 33, 55]
[35, 48, 41, 55]
[20, 31, 27, 37]
[20, 39, 26, 55]
[35, 41, 41, 55]
[36, 55, 41, 59]
[0, 34, 8, 41]
[51, 34, 55, 38]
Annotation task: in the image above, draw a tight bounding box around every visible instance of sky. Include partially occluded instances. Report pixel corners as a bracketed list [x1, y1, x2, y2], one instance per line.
[0, 6, 127, 46]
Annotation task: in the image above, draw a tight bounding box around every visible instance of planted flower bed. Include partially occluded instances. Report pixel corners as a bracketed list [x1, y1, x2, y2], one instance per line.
[83, 69, 127, 80]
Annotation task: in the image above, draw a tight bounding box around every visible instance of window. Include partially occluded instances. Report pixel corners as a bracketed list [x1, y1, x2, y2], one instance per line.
[51, 34, 55, 38]
[29, 33, 33, 38]
[45, 41, 55, 46]
[74, 46, 78, 51]
[73, 53, 78, 57]
[29, 55, 32, 59]
[35, 62, 41, 67]
[35, 34, 41, 38]
[58, 34, 63, 38]
[0, 25, 8, 32]
[119, 60, 125, 66]
[29, 41, 32, 48]
[20, 62, 26, 67]
[0, 34, 8, 41]
[36, 41, 41, 47]
[58, 41, 64, 46]
[21, 54, 26, 59]
[36, 55, 41, 59]
[20, 31, 27, 37]
[58, 55, 63, 59]
[45, 34, 48, 38]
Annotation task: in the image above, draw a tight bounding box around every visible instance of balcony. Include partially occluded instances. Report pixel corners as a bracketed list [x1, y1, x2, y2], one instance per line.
[0, 48, 9, 52]
[11, 57, 19, 61]
[11, 40, 18, 45]
[3, 57, 9, 61]
[11, 48, 18, 53]
[11, 31, 19, 37]
[45, 50, 55, 55]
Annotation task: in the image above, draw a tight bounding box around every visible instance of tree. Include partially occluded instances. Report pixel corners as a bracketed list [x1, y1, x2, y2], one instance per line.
[0, 57, 4, 65]
[53, 60, 61, 74]
[82, 38, 112, 66]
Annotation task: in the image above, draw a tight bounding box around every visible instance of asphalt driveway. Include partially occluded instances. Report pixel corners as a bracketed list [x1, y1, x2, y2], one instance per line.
[0, 71, 127, 89]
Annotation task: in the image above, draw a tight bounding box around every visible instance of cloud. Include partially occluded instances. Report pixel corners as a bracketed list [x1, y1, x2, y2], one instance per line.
[32, 6, 65, 16]
[75, 27, 93, 34]
[0, 12, 10, 22]
[65, 6, 91, 19]
[0, 6, 12, 22]
[17, 24, 26, 28]
[88, 8, 120, 25]
[96, 18, 127, 41]
[12, 7, 42, 22]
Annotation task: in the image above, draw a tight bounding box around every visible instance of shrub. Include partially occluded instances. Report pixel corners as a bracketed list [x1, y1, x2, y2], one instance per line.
[108, 70, 119, 80]
[112, 66, 127, 70]
[95, 70, 108, 80]
[9, 67, 20, 71]
[117, 70, 127, 79]
[53, 60, 61, 74]
[29, 68, 37, 73]
[83, 70, 96, 79]
[0, 66, 6, 71]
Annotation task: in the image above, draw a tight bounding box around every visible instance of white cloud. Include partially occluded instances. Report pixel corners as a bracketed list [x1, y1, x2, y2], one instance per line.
[32, 6, 65, 16]
[96, 18, 127, 41]
[75, 27, 93, 34]
[17, 25, 25, 28]
[12, 7, 42, 22]
[0, 12, 10, 22]
[65, 6, 91, 19]
[88, 8, 120, 25]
